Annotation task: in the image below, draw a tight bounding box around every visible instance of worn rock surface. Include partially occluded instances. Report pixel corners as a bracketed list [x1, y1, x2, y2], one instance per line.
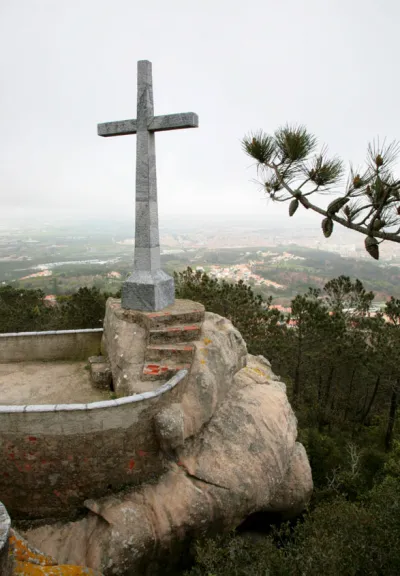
[266, 442, 313, 519]
[153, 311, 247, 449]
[24, 343, 313, 576]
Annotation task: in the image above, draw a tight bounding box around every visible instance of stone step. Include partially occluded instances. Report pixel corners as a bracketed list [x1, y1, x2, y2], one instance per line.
[149, 323, 202, 344]
[145, 300, 205, 329]
[145, 343, 195, 362]
[142, 362, 191, 381]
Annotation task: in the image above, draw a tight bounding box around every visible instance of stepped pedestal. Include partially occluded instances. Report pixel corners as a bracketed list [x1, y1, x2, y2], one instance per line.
[100, 299, 205, 395]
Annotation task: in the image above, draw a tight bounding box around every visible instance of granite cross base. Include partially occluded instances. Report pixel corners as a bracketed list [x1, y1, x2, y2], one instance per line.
[121, 270, 175, 312]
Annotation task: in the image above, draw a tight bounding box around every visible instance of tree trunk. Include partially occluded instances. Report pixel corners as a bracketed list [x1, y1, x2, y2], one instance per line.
[343, 368, 356, 422]
[293, 364, 300, 402]
[361, 374, 381, 425]
[385, 379, 399, 451]
[292, 330, 302, 403]
[359, 379, 370, 420]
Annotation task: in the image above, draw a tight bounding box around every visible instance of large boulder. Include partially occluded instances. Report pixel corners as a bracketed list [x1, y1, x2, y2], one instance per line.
[24, 346, 312, 575]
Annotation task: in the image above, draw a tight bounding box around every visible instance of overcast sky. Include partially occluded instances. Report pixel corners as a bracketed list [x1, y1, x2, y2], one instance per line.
[1, 0, 400, 227]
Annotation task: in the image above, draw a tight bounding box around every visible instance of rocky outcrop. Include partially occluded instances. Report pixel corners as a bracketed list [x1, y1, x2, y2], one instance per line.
[3, 300, 312, 574]
[24, 338, 313, 575]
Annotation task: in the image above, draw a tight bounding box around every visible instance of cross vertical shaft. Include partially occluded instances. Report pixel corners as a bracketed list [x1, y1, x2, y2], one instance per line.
[134, 60, 160, 273]
[97, 59, 198, 311]
[123, 60, 174, 311]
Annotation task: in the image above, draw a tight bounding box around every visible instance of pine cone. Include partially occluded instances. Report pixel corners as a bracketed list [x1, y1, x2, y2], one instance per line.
[289, 198, 299, 217]
[322, 218, 334, 238]
[365, 236, 379, 260]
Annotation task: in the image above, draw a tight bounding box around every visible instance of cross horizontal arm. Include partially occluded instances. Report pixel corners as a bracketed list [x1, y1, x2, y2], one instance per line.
[148, 112, 199, 132]
[98, 119, 137, 137]
[98, 112, 199, 138]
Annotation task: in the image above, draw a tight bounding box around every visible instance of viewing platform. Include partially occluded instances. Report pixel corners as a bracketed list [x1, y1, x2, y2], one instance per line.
[0, 361, 110, 405]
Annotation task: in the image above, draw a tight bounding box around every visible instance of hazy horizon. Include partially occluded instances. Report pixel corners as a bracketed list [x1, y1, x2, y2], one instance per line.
[2, 0, 400, 229]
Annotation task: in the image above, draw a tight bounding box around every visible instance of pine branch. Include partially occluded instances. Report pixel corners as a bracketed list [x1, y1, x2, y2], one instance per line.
[242, 126, 400, 257]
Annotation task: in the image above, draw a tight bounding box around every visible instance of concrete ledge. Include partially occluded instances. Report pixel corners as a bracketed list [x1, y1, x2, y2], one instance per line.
[0, 329, 103, 338]
[0, 370, 187, 413]
[0, 329, 103, 362]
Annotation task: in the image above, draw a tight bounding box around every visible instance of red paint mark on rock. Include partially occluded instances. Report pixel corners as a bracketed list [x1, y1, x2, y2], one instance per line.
[138, 450, 148, 457]
[144, 365, 161, 375]
[53, 490, 62, 498]
[28, 436, 37, 442]
[8, 453, 15, 460]
[24, 464, 32, 472]
[184, 325, 198, 331]
[41, 460, 48, 465]
[128, 459, 135, 470]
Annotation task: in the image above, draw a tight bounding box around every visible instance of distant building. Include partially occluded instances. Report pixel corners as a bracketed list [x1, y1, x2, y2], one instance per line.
[43, 294, 57, 307]
[270, 305, 291, 314]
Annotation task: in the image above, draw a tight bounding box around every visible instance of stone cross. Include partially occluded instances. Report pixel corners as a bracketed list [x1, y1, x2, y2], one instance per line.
[98, 60, 198, 311]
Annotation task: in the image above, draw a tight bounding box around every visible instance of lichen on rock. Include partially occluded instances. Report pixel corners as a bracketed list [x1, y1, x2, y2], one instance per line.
[8, 529, 103, 576]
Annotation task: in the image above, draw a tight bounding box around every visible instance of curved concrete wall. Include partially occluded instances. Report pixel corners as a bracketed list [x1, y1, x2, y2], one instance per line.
[0, 502, 12, 576]
[0, 370, 187, 519]
[0, 329, 103, 362]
